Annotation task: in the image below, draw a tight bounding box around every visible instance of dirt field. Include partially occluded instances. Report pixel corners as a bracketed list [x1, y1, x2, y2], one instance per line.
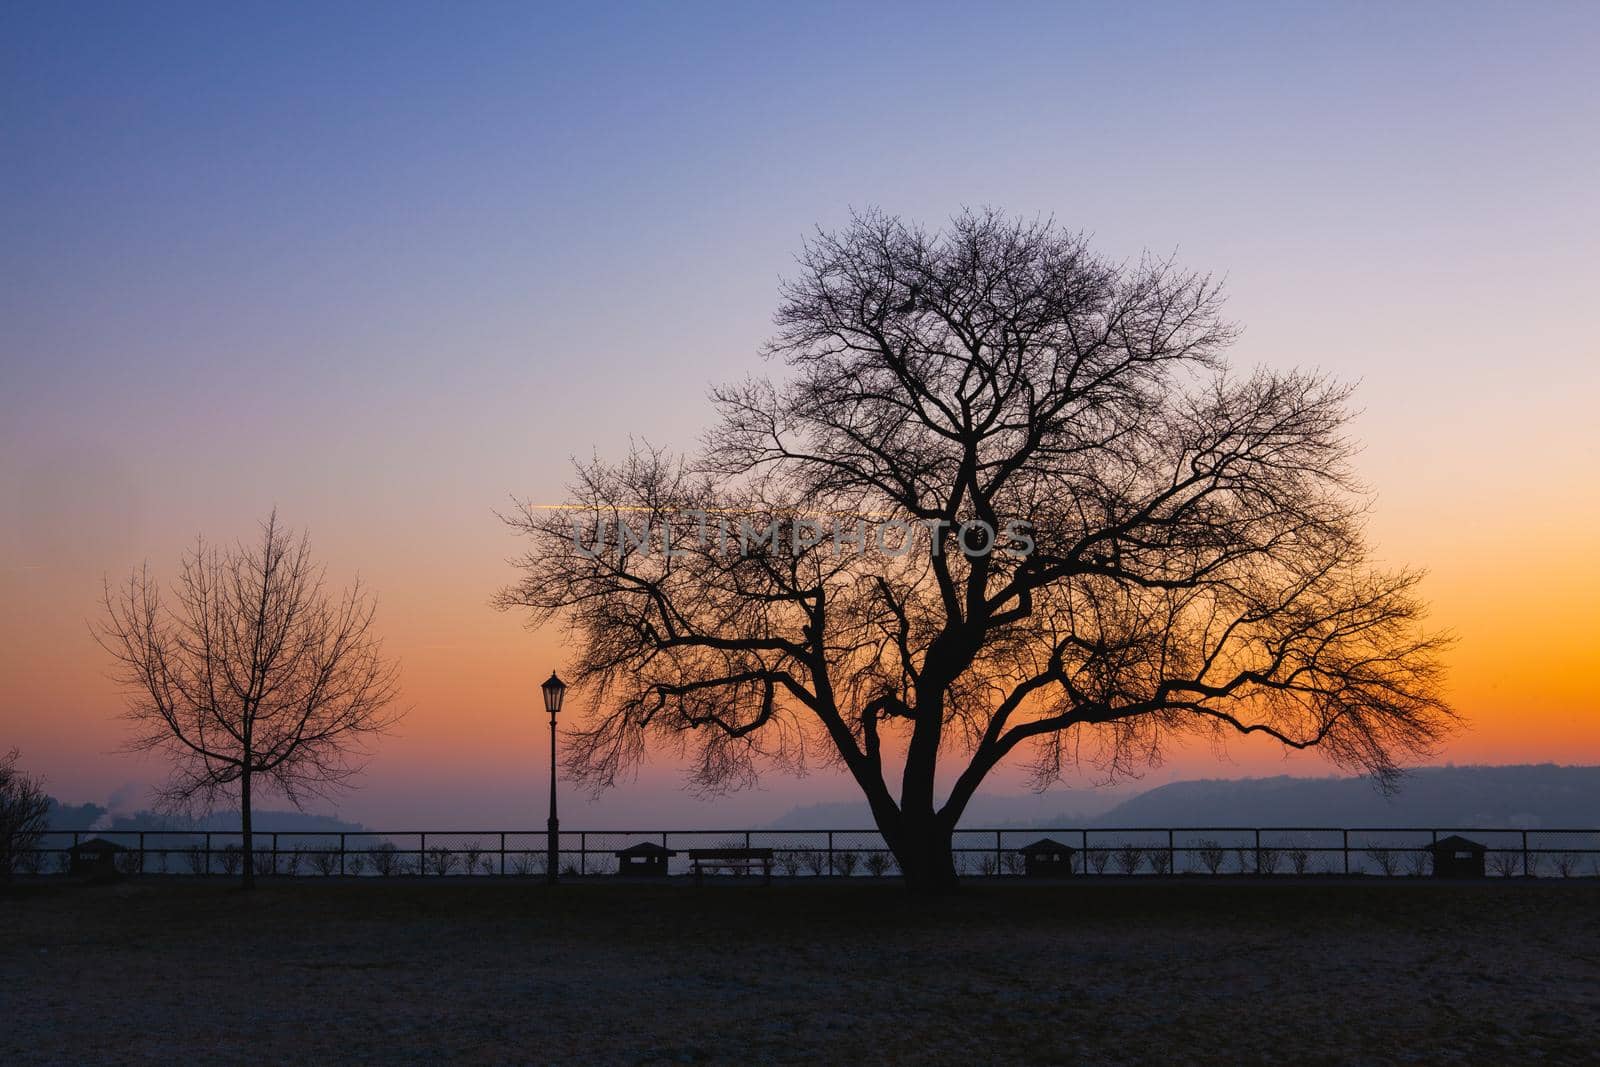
[3, 878, 1598, 1064]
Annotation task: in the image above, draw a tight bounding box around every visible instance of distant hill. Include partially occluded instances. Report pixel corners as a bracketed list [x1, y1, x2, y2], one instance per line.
[44, 796, 365, 834]
[766, 788, 1134, 830]
[1091, 765, 1600, 828]
[765, 765, 1600, 831]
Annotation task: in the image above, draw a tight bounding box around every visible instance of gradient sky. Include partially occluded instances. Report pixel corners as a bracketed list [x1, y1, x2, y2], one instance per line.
[3, 3, 1597, 828]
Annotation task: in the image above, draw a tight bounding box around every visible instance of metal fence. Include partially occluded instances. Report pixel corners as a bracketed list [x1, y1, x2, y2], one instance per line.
[17, 826, 1600, 879]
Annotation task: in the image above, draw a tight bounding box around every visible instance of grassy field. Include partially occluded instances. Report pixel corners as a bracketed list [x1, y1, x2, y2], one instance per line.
[4, 878, 1598, 1064]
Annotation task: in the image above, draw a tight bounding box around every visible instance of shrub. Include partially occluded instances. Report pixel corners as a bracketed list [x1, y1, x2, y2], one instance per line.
[1086, 849, 1111, 875]
[249, 844, 275, 883]
[1366, 847, 1400, 877]
[310, 848, 341, 876]
[834, 849, 860, 876]
[1406, 850, 1430, 878]
[425, 846, 459, 877]
[509, 852, 544, 877]
[370, 842, 402, 876]
[1195, 840, 1226, 875]
[864, 851, 894, 877]
[778, 851, 804, 877]
[1148, 849, 1172, 876]
[799, 849, 825, 876]
[218, 844, 243, 876]
[462, 841, 486, 876]
[1114, 845, 1144, 876]
[1551, 851, 1579, 878]
[1488, 851, 1522, 878]
[346, 854, 366, 877]
[1287, 846, 1311, 876]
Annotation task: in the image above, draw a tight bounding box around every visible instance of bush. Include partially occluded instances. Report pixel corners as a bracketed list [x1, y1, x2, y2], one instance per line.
[425, 846, 460, 877]
[346, 854, 367, 877]
[1406, 850, 1430, 878]
[834, 849, 860, 876]
[1086, 849, 1111, 875]
[1287, 846, 1311, 876]
[1195, 840, 1226, 875]
[799, 849, 825, 876]
[370, 842, 403, 876]
[252, 849, 276, 878]
[1488, 851, 1522, 878]
[462, 841, 486, 876]
[1550, 851, 1579, 878]
[1366, 847, 1400, 877]
[218, 844, 243, 876]
[1148, 848, 1172, 876]
[310, 848, 341, 876]
[510, 852, 546, 877]
[778, 851, 804, 877]
[1114, 845, 1144, 876]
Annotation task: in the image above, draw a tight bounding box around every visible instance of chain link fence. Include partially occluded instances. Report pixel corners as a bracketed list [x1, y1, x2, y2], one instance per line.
[19, 827, 1600, 879]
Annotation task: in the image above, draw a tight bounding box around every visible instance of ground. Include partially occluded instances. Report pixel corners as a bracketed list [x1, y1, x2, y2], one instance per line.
[3, 879, 1598, 1064]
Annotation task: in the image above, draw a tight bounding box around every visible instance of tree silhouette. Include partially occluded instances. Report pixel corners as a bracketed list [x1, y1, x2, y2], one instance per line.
[98, 513, 402, 888]
[499, 209, 1453, 891]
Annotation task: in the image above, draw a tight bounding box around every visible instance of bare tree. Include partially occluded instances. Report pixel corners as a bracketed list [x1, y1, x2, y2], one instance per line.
[499, 210, 1454, 891]
[0, 749, 51, 879]
[97, 513, 402, 888]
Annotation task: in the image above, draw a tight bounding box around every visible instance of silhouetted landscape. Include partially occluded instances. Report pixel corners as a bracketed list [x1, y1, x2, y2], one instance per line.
[7, 4, 1600, 1063]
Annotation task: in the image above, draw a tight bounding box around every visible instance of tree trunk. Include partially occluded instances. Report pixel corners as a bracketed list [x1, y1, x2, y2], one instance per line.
[884, 810, 959, 893]
[240, 767, 254, 890]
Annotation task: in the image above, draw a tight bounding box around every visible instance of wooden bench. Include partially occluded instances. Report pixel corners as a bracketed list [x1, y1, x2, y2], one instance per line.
[687, 847, 774, 885]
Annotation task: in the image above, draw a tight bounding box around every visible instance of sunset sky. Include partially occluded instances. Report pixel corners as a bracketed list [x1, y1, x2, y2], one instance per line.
[3, 4, 1597, 828]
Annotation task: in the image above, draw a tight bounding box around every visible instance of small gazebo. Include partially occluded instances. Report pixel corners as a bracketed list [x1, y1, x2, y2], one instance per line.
[67, 837, 127, 879]
[613, 841, 676, 877]
[1016, 838, 1077, 878]
[1424, 835, 1487, 878]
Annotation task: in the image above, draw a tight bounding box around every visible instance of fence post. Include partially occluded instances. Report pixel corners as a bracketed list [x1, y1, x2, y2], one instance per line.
[499, 832, 506, 877]
[1342, 829, 1349, 875]
[419, 833, 426, 876]
[580, 832, 587, 877]
[1081, 829, 1089, 875]
[340, 833, 347, 877]
[995, 831, 1003, 876]
[827, 831, 834, 876]
[1168, 829, 1175, 876]
[271, 832, 278, 878]
[1254, 829, 1262, 876]
[138, 831, 145, 875]
[204, 831, 211, 876]
[1522, 829, 1530, 878]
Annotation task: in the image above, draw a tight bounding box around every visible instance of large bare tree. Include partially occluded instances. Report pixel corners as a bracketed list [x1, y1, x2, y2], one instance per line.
[99, 513, 402, 887]
[499, 210, 1453, 890]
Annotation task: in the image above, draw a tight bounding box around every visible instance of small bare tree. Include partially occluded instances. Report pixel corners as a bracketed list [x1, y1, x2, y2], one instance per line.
[0, 749, 51, 879]
[1115, 844, 1145, 876]
[97, 513, 402, 889]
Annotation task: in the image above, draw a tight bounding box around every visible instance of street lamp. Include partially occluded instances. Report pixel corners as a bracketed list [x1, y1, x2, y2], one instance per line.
[541, 671, 566, 884]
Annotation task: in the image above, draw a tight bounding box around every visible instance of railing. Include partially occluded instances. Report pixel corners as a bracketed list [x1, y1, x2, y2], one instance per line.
[15, 826, 1600, 879]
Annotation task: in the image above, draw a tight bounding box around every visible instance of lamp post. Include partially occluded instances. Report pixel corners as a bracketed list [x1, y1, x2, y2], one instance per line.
[541, 671, 566, 884]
